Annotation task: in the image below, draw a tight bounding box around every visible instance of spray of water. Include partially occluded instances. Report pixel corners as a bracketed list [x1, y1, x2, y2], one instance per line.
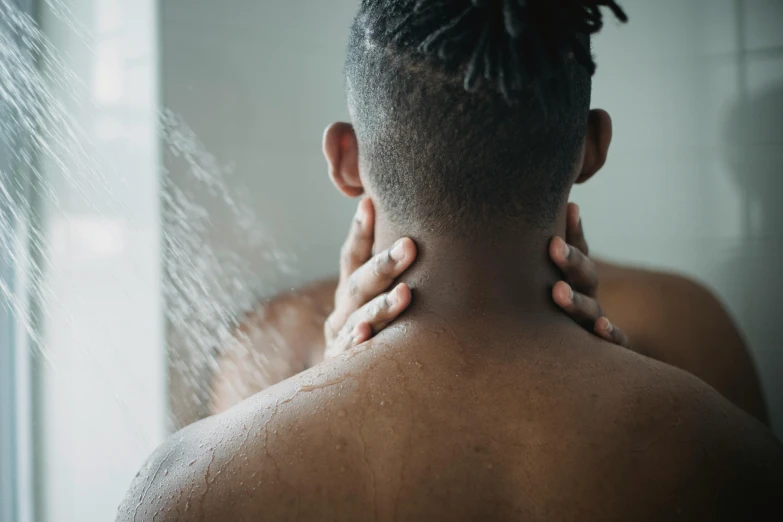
[0, 0, 298, 438]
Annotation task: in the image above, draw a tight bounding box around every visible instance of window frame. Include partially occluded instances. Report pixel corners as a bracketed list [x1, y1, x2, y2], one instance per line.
[1, 1, 40, 520]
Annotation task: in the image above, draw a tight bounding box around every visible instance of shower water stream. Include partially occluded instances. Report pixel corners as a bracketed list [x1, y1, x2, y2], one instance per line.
[0, 0, 296, 491]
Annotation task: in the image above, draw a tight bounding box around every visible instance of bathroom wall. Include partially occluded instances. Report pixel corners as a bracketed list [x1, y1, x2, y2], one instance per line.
[161, 0, 783, 432]
[583, 0, 783, 433]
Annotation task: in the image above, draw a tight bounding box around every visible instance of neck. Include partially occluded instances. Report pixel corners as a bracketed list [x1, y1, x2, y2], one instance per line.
[373, 208, 569, 323]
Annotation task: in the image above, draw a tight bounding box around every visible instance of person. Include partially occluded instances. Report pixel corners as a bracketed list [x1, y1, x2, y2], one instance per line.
[119, 1, 782, 520]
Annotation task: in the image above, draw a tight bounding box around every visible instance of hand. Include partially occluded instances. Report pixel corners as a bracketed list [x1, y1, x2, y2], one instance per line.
[324, 198, 417, 359]
[549, 203, 630, 348]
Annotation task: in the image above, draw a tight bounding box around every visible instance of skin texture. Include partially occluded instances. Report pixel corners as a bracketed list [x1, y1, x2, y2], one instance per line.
[120, 111, 780, 519]
[209, 249, 769, 427]
[123, 312, 782, 522]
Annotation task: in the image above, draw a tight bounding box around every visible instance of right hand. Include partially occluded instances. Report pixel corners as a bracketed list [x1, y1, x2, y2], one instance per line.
[549, 203, 630, 348]
[324, 198, 417, 359]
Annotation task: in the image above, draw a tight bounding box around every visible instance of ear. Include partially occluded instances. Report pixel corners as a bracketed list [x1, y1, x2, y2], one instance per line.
[323, 122, 363, 197]
[575, 109, 612, 184]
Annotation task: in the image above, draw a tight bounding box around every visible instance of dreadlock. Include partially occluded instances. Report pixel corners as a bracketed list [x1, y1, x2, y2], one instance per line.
[345, 0, 627, 233]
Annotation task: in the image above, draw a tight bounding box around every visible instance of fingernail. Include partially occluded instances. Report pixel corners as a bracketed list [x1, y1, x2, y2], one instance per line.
[351, 325, 363, 344]
[386, 287, 399, 305]
[601, 317, 614, 335]
[567, 285, 574, 302]
[390, 239, 406, 262]
[560, 238, 570, 260]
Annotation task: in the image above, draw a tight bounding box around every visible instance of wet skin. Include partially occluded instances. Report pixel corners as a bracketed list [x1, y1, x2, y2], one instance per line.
[120, 302, 781, 521]
[210, 260, 769, 426]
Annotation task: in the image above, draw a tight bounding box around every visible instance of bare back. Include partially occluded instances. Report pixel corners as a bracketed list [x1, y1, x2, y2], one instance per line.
[121, 314, 782, 521]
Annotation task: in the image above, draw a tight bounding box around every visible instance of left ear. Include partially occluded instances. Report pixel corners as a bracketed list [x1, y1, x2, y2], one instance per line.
[323, 122, 363, 197]
[575, 109, 612, 184]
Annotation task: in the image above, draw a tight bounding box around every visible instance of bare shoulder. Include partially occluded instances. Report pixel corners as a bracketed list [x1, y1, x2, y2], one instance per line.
[594, 260, 768, 424]
[119, 341, 386, 522]
[595, 260, 732, 324]
[210, 278, 338, 414]
[660, 364, 783, 518]
[592, 345, 783, 519]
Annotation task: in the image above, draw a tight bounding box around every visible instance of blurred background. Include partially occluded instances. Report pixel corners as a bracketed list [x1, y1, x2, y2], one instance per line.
[0, 0, 781, 521]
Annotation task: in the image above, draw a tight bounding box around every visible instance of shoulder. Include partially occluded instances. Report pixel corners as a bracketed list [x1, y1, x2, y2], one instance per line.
[665, 366, 783, 518]
[236, 277, 337, 354]
[595, 260, 727, 324]
[589, 349, 783, 518]
[119, 345, 383, 521]
[594, 260, 768, 424]
[210, 277, 339, 414]
[593, 262, 737, 362]
[117, 395, 285, 521]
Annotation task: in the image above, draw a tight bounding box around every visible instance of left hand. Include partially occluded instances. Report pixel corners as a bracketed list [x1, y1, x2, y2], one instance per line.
[548, 203, 630, 348]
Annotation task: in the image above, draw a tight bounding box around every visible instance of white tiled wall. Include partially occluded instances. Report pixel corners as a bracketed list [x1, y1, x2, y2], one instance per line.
[583, 0, 783, 432]
[37, 1, 165, 521]
[161, 1, 783, 432]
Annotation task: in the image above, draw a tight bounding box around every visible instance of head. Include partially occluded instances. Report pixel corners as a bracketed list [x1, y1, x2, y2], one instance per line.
[325, 0, 626, 237]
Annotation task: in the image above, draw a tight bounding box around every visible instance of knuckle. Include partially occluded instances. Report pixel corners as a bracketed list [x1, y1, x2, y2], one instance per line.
[572, 248, 588, 269]
[371, 253, 387, 278]
[368, 295, 389, 318]
[369, 299, 383, 318]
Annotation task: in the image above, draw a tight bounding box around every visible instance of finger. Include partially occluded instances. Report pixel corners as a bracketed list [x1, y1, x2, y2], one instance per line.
[339, 198, 375, 281]
[339, 283, 412, 341]
[337, 238, 416, 316]
[352, 321, 374, 345]
[594, 317, 631, 348]
[552, 281, 603, 330]
[325, 321, 372, 360]
[565, 203, 589, 256]
[549, 237, 598, 296]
